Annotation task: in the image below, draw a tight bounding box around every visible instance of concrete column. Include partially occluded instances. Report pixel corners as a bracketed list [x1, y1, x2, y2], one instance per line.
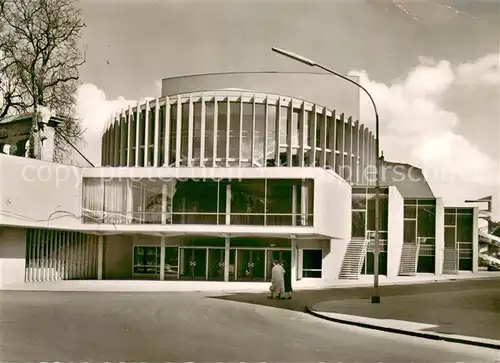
[225, 183, 231, 225]
[472, 206, 479, 273]
[263, 98, 269, 167]
[135, 103, 141, 167]
[175, 96, 182, 167]
[144, 100, 150, 167]
[200, 96, 206, 166]
[353, 121, 359, 185]
[160, 236, 166, 280]
[291, 238, 297, 282]
[286, 102, 293, 166]
[224, 236, 230, 282]
[301, 180, 308, 226]
[212, 99, 218, 167]
[127, 105, 133, 166]
[187, 96, 194, 167]
[298, 102, 306, 167]
[435, 198, 445, 275]
[274, 98, 281, 164]
[126, 179, 133, 224]
[310, 105, 317, 166]
[320, 108, 327, 168]
[164, 97, 171, 166]
[251, 97, 257, 166]
[153, 98, 160, 167]
[226, 100, 231, 166]
[97, 235, 104, 280]
[161, 184, 168, 224]
[238, 97, 244, 166]
[387, 186, 404, 278]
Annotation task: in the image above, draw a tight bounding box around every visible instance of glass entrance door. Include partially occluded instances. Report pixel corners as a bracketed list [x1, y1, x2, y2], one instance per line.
[266, 250, 291, 282]
[180, 248, 207, 280]
[236, 249, 265, 281]
[207, 248, 225, 281]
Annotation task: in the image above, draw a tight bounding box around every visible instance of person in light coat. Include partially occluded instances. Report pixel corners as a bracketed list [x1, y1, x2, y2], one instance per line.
[268, 260, 285, 298]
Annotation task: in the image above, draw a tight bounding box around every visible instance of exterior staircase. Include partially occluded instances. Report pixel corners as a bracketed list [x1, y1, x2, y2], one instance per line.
[339, 238, 369, 279]
[443, 247, 458, 274]
[398, 240, 421, 276]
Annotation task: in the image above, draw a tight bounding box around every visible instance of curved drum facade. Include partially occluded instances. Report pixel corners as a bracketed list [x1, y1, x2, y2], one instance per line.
[102, 90, 376, 184]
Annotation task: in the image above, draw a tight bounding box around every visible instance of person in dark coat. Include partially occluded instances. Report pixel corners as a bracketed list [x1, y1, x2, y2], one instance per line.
[281, 260, 292, 299]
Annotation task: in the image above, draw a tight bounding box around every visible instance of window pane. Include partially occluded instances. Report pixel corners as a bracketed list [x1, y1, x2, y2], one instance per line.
[193, 102, 202, 163]
[404, 220, 416, 243]
[352, 211, 366, 238]
[444, 213, 456, 226]
[303, 249, 322, 270]
[444, 226, 456, 248]
[404, 205, 417, 219]
[417, 206, 435, 237]
[457, 214, 473, 242]
[230, 179, 265, 225]
[352, 195, 366, 210]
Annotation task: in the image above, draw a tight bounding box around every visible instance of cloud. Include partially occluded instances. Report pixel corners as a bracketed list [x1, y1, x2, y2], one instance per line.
[76, 83, 155, 165]
[350, 54, 500, 206]
[455, 53, 500, 85]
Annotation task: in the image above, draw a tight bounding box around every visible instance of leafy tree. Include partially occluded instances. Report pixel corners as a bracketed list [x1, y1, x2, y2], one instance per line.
[0, 0, 86, 162]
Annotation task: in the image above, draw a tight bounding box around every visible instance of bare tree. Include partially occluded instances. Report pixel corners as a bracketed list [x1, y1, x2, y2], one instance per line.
[0, 0, 86, 162]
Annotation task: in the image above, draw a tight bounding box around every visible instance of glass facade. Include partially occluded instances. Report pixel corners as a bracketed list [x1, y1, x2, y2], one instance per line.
[351, 187, 389, 275]
[444, 207, 474, 271]
[82, 178, 314, 227]
[131, 237, 292, 281]
[102, 92, 377, 185]
[404, 199, 436, 273]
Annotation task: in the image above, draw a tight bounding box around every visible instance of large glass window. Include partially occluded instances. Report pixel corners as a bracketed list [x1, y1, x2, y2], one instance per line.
[172, 180, 219, 224]
[217, 100, 229, 165]
[254, 103, 266, 165]
[302, 249, 322, 278]
[193, 102, 202, 164]
[230, 179, 265, 225]
[404, 220, 416, 243]
[228, 101, 240, 165]
[181, 103, 189, 165]
[352, 211, 366, 238]
[204, 102, 215, 163]
[444, 226, 456, 248]
[266, 179, 295, 225]
[417, 206, 436, 238]
[241, 102, 253, 164]
[457, 214, 473, 242]
[367, 195, 388, 231]
[133, 246, 159, 275]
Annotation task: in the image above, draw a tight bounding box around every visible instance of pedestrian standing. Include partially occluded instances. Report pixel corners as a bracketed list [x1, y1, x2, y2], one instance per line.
[282, 260, 292, 299]
[268, 260, 285, 298]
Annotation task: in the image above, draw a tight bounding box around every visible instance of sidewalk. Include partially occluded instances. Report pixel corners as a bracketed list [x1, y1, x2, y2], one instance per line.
[308, 286, 500, 349]
[3, 271, 500, 292]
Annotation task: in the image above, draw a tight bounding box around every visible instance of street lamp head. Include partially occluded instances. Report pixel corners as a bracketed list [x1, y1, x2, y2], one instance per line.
[271, 47, 317, 67]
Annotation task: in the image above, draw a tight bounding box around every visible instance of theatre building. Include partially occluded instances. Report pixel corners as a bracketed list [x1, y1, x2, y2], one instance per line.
[1, 71, 495, 288]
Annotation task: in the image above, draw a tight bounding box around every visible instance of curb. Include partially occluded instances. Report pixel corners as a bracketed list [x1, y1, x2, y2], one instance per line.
[306, 306, 500, 351]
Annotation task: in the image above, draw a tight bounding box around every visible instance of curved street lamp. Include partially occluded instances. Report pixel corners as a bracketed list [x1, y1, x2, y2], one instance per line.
[271, 47, 382, 303]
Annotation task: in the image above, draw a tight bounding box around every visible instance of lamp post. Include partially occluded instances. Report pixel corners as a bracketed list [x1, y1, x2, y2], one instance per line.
[272, 47, 381, 303]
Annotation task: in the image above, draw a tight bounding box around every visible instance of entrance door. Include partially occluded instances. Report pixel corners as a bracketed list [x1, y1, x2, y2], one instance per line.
[207, 248, 225, 281]
[266, 250, 291, 282]
[180, 248, 207, 280]
[236, 249, 265, 281]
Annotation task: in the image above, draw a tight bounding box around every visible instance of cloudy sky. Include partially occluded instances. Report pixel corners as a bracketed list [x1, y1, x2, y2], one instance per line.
[76, 0, 499, 209]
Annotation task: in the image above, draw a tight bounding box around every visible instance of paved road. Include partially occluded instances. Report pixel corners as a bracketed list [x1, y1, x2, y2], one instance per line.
[1, 292, 499, 362]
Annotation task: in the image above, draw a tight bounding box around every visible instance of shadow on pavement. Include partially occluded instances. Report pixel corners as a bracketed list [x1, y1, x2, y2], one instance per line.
[209, 278, 500, 335]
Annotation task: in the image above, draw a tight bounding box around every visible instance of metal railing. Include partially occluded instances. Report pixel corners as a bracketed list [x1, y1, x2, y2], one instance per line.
[82, 209, 314, 227]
